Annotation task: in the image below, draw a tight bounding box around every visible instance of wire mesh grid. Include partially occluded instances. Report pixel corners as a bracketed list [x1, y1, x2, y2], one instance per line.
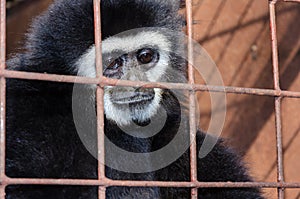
[0, 0, 300, 198]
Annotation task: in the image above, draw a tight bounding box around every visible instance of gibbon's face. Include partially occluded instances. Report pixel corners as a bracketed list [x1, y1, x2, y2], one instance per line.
[76, 30, 172, 126]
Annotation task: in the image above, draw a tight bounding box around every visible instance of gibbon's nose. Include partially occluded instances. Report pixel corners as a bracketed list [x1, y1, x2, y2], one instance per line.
[134, 87, 155, 96]
[122, 68, 148, 82]
[110, 67, 155, 104]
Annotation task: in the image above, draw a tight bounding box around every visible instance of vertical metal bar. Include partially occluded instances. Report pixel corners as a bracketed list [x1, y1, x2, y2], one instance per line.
[0, 0, 6, 198]
[275, 97, 284, 199]
[269, 0, 280, 91]
[93, 0, 106, 198]
[269, 1, 284, 198]
[0, 78, 5, 177]
[0, 187, 5, 199]
[0, 0, 4, 66]
[185, 0, 198, 198]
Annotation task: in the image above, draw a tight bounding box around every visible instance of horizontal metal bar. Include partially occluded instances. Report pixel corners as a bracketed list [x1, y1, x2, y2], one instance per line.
[1, 177, 300, 188]
[282, 0, 300, 2]
[270, 0, 300, 3]
[1, 70, 98, 84]
[1, 69, 300, 98]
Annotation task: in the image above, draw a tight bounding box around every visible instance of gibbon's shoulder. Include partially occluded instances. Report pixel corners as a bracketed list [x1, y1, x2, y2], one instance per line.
[196, 131, 264, 198]
[196, 131, 252, 182]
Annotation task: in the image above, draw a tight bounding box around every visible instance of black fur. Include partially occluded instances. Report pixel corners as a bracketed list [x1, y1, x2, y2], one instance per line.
[6, 0, 264, 198]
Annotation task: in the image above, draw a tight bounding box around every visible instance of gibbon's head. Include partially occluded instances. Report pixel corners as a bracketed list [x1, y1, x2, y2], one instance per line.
[77, 29, 186, 126]
[75, 0, 186, 126]
[14, 0, 186, 126]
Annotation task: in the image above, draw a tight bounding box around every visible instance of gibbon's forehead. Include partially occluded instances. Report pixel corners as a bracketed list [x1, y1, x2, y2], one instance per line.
[102, 31, 171, 54]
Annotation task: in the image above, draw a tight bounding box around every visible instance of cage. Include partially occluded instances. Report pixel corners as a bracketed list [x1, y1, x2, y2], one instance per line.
[1, 0, 300, 198]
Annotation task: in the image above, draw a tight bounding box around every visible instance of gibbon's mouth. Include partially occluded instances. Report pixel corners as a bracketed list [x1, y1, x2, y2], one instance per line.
[110, 88, 155, 106]
[104, 87, 162, 126]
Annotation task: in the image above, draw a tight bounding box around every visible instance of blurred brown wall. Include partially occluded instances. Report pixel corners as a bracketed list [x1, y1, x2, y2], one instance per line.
[192, 1, 300, 198]
[7, 0, 53, 56]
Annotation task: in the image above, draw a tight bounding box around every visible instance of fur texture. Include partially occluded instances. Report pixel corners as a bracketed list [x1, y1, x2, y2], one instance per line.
[6, 0, 264, 198]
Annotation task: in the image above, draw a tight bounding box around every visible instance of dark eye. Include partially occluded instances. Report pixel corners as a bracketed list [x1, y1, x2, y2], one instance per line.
[107, 58, 123, 69]
[104, 57, 124, 78]
[137, 49, 155, 64]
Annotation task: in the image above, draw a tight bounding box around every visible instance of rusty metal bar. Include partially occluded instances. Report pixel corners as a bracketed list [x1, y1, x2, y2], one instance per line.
[0, 78, 5, 184]
[269, 0, 285, 198]
[0, 187, 4, 198]
[275, 97, 285, 199]
[270, 1, 280, 91]
[1, 70, 300, 98]
[283, 0, 300, 2]
[0, 0, 6, 198]
[185, 0, 198, 198]
[93, 0, 106, 198]
[0, 0, 4, 69]
[0, 69, 98, 84]
[2, 176, 300, 188]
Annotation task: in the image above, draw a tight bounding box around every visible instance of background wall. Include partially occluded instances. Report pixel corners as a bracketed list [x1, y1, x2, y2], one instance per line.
[7, 0, 52, 55]
[192, 1, 300, 198]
